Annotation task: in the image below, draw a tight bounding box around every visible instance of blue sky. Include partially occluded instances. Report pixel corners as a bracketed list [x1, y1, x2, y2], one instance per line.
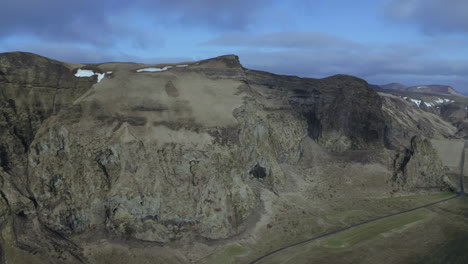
[1, 0, 468, 93]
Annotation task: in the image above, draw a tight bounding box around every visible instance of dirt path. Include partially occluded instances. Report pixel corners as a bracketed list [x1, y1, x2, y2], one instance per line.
[249, 195, 460, 264]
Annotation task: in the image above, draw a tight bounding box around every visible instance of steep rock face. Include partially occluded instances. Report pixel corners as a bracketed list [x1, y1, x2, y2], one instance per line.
[0, 52, 94, 177]
[247, 71, 385, 151]
[380, 93, 457, 191]
[392, 137, 453, 191]
[380, 93, 457, 149]
[0, 54, 307, 259]
[0, 52, 96, 263]
[439, 104, 468, 139]
[25, 55, 385, 244]
[0, 52, 457, 263]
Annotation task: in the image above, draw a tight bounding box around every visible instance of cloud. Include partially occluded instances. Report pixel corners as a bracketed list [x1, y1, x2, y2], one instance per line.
[0, 1, 116, 47]
[240, 48, 468, 78]
[208, 32, 468, 93]
[203, 32, 365, 50]
[201, 30, 468, 92]
[0, 0, 266, 48]
[150, 0, 267, 30]
[384, 0, 468, 34]
[1, 42, 193, 64]
[1, 43, 123, 63]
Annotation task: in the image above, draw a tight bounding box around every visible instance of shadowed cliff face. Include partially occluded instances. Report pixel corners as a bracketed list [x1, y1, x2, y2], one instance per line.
[246, 71, 385, 151]
[380, 93, 457, 148]
[439, 104, 468, 139]
[0, 52, 456, 263]
[0, 52, 97, 263]
[0, 52, 94, 174]
[392, 137, 447, 190]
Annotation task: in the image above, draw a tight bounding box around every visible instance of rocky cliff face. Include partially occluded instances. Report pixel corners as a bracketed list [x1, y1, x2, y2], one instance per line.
[379, 93, 458, 191]
[439, 104, 468, 139]
[392, 136, 451, 191]
[0, 52, 97, 263]
[380, 93, 457, 148]
[0, 52, 458, 263]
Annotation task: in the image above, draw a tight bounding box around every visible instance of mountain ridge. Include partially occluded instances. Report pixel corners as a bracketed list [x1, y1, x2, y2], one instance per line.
[373, 82, 465, 97]
[0, 51, 465, 264]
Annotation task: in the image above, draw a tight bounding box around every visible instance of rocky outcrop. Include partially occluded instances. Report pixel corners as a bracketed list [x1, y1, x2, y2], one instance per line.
[392, 136, 454, 191]
[380, 93, 457, 149]
[23, 55, 386, 244]
[439, 104, 468, 139]
[380, 93, 458, 191]
[0, 52, 96, 263]
[0, 52, 458, 263]
[247, 71, 385, 151]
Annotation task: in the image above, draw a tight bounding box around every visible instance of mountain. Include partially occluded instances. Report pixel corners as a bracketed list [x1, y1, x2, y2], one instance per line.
[0, 52, 466, 264]
[372, 82, 467, 138]
[372, 83, 464, 97]
[379, 82, 407, 91]
[406, 84, 464, 97]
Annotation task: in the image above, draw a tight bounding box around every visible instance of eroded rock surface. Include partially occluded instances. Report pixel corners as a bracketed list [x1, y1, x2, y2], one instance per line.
[0, 52, 459, 263]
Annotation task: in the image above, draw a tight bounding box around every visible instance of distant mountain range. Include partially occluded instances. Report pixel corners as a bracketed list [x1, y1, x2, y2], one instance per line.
[372, 83, 464, 97]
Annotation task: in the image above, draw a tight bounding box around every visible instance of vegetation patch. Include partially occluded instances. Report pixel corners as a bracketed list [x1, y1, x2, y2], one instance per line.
[411, 231, 468, 264]
[378, 192, 455, 202]
[322, 209, 429, 249]
[202, 244, 247, 264]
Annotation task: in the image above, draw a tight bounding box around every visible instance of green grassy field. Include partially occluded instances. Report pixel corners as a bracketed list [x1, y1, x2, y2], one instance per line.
[378, 192, 455, 202]
[323, 209, 429, 249]
[198, 193, 462, 264]
[411, 232, 468, 264]
[252, 193, 463, 264]
[201, 244, 247, 264]
[411, 197, 468, 264]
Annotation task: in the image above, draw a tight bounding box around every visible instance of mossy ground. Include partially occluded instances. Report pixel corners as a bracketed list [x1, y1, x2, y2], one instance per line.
[251, 195, 468, 264]
[200, 244, 247, 264]
[411, 231, 468, 264]
[378, 192, 455, 202]
[323, 209, 429, 249]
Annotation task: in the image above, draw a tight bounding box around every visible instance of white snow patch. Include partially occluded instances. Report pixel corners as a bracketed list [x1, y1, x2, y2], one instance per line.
[410, 99, 422, 107]
[444, 99, 450, 102]
[424, 102, 433, 107]
[136, 66, 173, 72]
[75, 69, 106, 83]
[403, 96, 408, 100]
[176, 64, 189, 67]
[96, 73, 106, 83]
[75, 69, 95, 77]
[434, 98, 444, 103]
[106, 71, 113, 74]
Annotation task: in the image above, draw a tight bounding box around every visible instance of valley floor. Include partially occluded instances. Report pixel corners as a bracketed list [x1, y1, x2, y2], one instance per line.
[196, 193, 468, 264]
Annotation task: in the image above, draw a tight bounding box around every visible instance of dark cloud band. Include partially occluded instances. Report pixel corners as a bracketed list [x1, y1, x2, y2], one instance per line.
[384, 0, 468, 34]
